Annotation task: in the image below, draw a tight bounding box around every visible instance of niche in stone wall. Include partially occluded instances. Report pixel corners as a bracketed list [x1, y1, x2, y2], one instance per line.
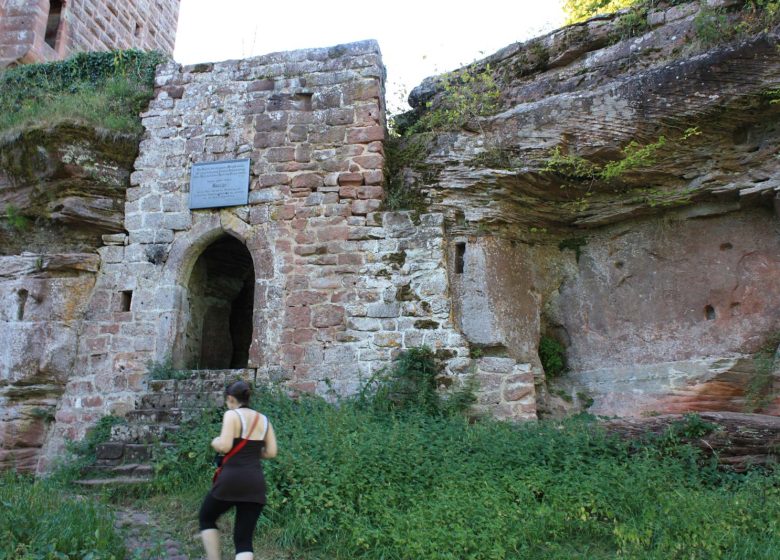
[45, 0, 64, 49]
[184, 235, 255, 369]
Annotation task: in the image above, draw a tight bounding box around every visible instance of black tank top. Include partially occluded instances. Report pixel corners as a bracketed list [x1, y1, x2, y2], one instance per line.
[210, 411, 268, 503]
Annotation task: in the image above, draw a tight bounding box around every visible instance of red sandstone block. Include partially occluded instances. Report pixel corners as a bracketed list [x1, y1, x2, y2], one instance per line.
[265, 147, 296, 162]
[317, 226, 349, 242]
[357, 185, 384, 200]
[344, 80, 381, 103]
[284, 307, 311, 329]
[253, 132, 285, 149]
[255, 113, 288, 132]
[352, 154, 383, 169]
[293, 329, 317, 344]
[248, 79, 275, 92]
[290, 381, 317, 394]
[347, 126, 385, 144]
[325, 203, 352, 217]
[288, 291, 326, 306]
[281, 346, 304, 367]
[272, 205, 297, 221]
[292, 173, 323, 189]
[338, 253, 364, 266]
[338, 186, 357, 199]
[363, 170, 384, 186]
[351, 199, 382, 215]
[82, 396, 104, 408]
[338, 172, 364, 186]
[312, 305, 345, 328]
[259, 173, 291, 187]
[295, 231, 317, 244]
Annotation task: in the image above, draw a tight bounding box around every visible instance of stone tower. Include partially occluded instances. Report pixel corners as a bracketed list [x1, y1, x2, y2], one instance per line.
[0, 0, 180, 68]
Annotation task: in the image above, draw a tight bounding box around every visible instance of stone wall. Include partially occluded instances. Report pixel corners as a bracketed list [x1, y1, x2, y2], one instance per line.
[402, 0, 780, 417]
[0, 0, 179, 68]
[33, 41, 538, 471]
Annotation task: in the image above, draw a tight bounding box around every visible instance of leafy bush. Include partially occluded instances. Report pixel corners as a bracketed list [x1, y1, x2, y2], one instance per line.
[0, 472, 124, 559]
[358, 346, 476, 416]
[0, 50, 165, 134]
[148, 391, 780, 559]
[146, 357, 191, 381]
[539, 335, 567, 377]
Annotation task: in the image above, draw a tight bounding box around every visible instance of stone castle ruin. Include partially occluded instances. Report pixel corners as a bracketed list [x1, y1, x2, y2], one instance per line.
[0, 0, 179, 68]
[1, 0, 780, 473]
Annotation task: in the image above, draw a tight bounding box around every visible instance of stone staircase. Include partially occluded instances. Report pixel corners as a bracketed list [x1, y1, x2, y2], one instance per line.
[75, 369, 257, 486]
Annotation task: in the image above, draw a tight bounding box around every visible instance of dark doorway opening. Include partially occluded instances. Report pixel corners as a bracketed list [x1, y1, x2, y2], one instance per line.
[186, 235, 255, 369]
[45, 0, 63, 49]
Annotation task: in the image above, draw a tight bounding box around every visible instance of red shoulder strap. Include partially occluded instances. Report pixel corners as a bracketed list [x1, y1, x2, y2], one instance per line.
[213, 412, 261, 485]
[222, 412, 260, 462]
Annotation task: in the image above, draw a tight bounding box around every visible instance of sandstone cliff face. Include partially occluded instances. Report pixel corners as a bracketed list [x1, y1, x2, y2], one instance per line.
[0, 124, 135, 471]
[401, 0, 780, 416]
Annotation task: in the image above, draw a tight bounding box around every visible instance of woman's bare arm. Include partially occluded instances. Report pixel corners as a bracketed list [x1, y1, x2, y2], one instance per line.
[211, 411, 238, 454]
[261, 422, 277, 459]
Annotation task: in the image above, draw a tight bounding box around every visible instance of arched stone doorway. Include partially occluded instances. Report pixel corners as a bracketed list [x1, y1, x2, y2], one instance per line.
[183, 234, 255, 369]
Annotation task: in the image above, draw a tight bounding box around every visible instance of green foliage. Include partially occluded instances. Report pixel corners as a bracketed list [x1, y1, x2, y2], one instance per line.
[4, 205, 29, 231]
[0, 50, 165, 134]
[694, 5, 732, 45]
[146, 357, 190, 380]
[614, 4, 651, 39]
[51, 415, 126, 484]
[539, 336, 567, 378]
[359, 346, 476, 417]
[410, 65, 501, 134]
[542, 146, 599, 180]
[558, 236, 588, 261]
[382, 134, 431, 212]
[148, 392, 780, 560]
[563, 0, 640, 24]
[746, 334, 780, 412]
[601, 135, 667, 180]
[545, 128, 699, 186]
[0, 472, 124, 559]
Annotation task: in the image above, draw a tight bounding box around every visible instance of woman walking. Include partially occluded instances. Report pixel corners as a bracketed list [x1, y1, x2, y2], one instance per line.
[199, 380, 277, 560]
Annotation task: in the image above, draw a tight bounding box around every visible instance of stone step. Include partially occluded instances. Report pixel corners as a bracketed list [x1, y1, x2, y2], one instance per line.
[125, 408, 184, 424]
[140, 391, 224, 410]
[96, 442, 175, 464]
[147, 369, 258, 394]
[86, 462, 154, 477]
[111, 422, 180, 443]
[74, 475, 153, 487]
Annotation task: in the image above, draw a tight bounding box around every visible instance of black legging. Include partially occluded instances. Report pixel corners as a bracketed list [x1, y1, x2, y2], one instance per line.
[199, 493, 264, 554]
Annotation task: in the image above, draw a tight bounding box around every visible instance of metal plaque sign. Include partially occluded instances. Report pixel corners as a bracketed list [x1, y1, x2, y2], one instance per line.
[189, 159, 250, 209]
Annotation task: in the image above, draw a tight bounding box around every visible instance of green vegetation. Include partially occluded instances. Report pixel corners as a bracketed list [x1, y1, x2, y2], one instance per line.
[0, 472, 124, 559]
[408, 65, 501, 135]
[51, 415, 126, 484]
[746, 334, 780, 412]
[146, 357, 191, 381]
[382, 134, 432, 212]
[12, 348, 780, 559]
[146, 386, 780, 560]
[539, 335, 568, 378]
[544, 128, 700, 187]
[0, 50, 165, 135]
[4, 205, 29, 231]
[563, 0, 639, 24]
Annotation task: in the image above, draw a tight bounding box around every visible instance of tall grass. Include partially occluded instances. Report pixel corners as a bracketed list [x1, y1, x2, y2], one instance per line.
[150, 390, 780, 560]
[0, 472, 124, 559]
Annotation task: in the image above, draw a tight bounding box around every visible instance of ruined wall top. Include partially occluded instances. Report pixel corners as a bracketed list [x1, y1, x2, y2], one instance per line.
[0, 0, 180, 68]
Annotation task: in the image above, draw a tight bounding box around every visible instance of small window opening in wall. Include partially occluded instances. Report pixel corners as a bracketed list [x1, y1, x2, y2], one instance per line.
[705, 305, 716, 320]
[17, 289, 29, 320]
[134, 22, 143, 38]
[120, 290, 133, 312]
[455, 242, 466, 274]
[45, 0, 64, 49]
